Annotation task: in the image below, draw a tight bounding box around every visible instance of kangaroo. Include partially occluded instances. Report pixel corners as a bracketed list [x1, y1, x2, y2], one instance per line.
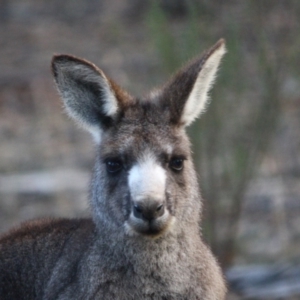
[0, 39, 227, 300]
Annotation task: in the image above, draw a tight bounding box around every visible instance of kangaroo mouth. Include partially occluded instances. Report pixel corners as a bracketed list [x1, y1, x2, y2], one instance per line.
[137, 221, 166, 236]
[125, 213, 174, 237]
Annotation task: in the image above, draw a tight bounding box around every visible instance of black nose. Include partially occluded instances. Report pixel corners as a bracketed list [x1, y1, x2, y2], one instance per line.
[133, 202, 165, 221]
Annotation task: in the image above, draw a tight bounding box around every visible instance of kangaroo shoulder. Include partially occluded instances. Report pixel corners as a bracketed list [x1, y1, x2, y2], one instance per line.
[0, 218, 95, 247]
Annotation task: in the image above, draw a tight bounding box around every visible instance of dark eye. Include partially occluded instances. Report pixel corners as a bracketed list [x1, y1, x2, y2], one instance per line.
[169, 157, 184, 172]
[105, 159, 123, 174]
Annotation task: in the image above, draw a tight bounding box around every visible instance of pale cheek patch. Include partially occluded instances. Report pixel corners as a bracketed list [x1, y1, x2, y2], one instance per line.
[128, 153, 166, 201]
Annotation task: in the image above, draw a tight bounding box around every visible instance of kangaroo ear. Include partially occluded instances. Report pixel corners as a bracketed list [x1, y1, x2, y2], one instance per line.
[51, 55, 131, 143]
[161, 39, 226, 127]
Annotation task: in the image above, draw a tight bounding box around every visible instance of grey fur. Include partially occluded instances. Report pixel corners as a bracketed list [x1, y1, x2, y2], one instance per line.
[0, 40, 227, 299]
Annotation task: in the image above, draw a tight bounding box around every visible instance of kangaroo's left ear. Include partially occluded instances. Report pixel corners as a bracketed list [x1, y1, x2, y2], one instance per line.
[51, 54, 133, 143]
[160, 39, 226, 126]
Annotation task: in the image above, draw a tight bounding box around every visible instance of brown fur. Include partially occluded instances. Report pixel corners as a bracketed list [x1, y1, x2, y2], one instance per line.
[0, 40, 227, 299]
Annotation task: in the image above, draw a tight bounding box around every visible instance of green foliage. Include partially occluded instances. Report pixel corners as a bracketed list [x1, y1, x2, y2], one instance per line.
[147, 0, 208, 73]
[147, 0, 178, 73]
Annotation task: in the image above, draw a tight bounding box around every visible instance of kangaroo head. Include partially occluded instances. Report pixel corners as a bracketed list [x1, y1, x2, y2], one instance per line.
[51, 40, 226, 238]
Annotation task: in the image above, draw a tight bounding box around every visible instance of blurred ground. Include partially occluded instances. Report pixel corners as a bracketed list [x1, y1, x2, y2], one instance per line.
[0, 1, 300, 299]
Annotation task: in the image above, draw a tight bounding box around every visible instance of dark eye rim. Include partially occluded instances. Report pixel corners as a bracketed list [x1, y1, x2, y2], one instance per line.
[105, 158, 123, 174]
[169, 156, 185, 172]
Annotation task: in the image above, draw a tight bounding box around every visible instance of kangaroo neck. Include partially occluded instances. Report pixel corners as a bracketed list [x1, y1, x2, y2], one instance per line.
[93, 218, 202, 261]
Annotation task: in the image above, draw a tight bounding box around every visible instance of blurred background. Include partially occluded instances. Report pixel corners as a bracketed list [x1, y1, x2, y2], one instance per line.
[0, 0, 300, 299]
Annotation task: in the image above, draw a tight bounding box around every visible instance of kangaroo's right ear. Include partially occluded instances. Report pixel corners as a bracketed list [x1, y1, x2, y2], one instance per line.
[51, 55, 131, 143]
[159, 39, 226, 127]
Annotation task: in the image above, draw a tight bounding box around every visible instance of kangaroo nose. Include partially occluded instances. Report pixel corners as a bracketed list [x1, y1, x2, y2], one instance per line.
[133, 202, 165, 221]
